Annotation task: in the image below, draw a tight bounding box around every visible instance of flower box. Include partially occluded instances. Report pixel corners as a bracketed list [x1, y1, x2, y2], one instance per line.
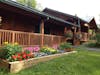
[64, 48, 74, 52]
[0, 51, 77, 73]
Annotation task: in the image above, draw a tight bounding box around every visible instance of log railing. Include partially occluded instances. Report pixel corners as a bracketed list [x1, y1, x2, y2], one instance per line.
[0, 29, 66, 47]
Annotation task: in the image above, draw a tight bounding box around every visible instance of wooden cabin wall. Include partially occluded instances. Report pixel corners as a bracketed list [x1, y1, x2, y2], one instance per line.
[50, 26, 64, 36]
[44, 22, 65, 36]
[0, 8, 37, 32]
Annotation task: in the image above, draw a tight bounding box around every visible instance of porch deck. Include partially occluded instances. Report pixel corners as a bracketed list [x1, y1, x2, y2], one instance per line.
[0, 29, 66, 47]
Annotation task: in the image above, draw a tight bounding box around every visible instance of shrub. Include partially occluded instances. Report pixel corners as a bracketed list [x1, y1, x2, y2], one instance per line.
[86, 42, 96, 48]
[64, 32, 73, 38]
[0, 42, 22, 60]
[95, 33, 100, 45]
[40, 46, 58, 54]
[59, 42, 72, 50]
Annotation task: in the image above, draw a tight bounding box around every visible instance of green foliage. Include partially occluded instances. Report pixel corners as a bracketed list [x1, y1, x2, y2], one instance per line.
[64, 32, 73, 38]
[0, 42, 22, 60]
[95, 33, 100, 45]
[40, 46, 58, 54]
[16, 0, 37, 8]
[86, 33, 100, 48]
[86, 42, 96, 48]
[59, 42, 72, 50]
[1, 46, 100, 75]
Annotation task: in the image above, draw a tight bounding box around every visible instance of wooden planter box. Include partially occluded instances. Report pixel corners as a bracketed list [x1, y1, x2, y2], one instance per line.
[0, 51, 77, 73]
[64, 48, 74, 52]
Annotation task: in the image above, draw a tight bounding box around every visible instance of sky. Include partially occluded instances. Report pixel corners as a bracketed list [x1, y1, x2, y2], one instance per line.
[36, 0, 100, 25]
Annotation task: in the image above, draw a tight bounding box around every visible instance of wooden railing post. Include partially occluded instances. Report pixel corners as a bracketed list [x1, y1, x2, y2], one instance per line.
[51, 35, 54, 46]
[59, 36, 61, 44]
[12, 31, 15, 43]
[0, 31, 1, 46]
[40, 20, 44, 47]
[64, 27, 67, 34]
[28, 33, 31, 46]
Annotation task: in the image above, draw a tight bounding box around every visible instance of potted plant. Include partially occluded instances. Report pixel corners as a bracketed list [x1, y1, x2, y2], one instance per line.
[64, 32, 73, 38]
[59, 42, 73, 52]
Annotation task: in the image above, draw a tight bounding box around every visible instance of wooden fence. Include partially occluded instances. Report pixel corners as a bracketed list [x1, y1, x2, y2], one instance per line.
[0, 29, 66, 47]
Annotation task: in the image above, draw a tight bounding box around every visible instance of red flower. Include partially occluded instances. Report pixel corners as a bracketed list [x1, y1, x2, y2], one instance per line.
[22, 54, 27, 59]
[12, 55, 17, 60]
[17, 53, 21, 56]
[17, 53, 22, 61]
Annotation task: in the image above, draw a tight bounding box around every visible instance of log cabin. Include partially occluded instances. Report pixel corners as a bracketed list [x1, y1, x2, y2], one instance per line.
[43, 8, 98, 44]
[0, 0, 79, 47]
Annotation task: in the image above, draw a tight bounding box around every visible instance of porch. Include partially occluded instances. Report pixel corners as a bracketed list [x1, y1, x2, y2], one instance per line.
[0, 29, 66, 47]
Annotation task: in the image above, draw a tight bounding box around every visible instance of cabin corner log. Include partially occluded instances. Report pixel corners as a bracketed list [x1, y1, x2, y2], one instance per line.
[40, 20, 44, 47]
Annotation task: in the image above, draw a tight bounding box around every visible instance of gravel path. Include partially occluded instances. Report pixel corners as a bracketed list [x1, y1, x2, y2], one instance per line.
[73, 45, 100, 52]
[85, 47, 100, 52]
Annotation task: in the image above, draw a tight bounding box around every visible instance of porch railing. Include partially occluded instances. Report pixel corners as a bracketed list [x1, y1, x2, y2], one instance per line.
[0, 29, 66, 47]
[81, 32, 89, 42]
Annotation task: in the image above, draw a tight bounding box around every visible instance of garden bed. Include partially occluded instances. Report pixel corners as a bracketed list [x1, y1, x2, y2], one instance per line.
[0, 51, 76, 73]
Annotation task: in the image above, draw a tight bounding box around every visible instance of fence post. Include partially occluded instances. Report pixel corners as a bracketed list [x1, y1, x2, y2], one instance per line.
[51, 35, 54, 46]
[28, 33, 31, 46]
[59, 36, 61, 45]
[0, 31, 1, 46]
[12, 32, 15, 43]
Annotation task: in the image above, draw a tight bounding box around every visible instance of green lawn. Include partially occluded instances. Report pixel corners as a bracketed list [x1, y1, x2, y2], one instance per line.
[0, 46, 100, 75]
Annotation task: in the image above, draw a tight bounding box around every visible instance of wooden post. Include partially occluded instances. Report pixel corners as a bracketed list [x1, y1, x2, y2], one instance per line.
[40, 20, 44, 47]
[64, 27, 67, 34]
[0, 31, 1, 46]
[64, 27, 67, 42]
[73, 27, 77, 45]
[12, 32, 15, 44]
[51, 35, 54, 46]
[28, 33, 31, 46]
[59, 36, 61, 44]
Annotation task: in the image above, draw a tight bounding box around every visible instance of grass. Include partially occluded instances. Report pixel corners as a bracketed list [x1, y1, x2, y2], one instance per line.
[0, 46, 100, 75]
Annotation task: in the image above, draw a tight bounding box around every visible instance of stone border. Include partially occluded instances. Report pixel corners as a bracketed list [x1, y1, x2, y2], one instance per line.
[0, 51, 77, 73]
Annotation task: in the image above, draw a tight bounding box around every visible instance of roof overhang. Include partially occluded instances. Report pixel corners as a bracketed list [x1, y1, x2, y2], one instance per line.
[0, 0, 79, 27]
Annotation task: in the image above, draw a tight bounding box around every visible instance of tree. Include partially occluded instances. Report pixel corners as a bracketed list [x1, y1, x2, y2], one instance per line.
[16, 0, 36, 8]
[36, 3, 43, 11]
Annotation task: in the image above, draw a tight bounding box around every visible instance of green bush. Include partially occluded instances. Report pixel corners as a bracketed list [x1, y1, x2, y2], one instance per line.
[0, 42, 22, 60]
[40, 46, 58, 54]
[86, 42, 96, 48]
[64, 32, 73, 38]
[96, 33, 100, 45]
[59, 42, 72, 50]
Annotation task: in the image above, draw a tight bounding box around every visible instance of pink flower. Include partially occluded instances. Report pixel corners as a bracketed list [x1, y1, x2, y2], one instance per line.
[33, 46, 40, 52]
[23, 47, 34, 52]
[52, 44, 58, 49]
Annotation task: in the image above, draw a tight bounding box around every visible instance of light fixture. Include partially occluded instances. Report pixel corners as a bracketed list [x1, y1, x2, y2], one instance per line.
[84, 23, 88, 27]
[0, 16, 2, 26]
[72, 26, 75, 29]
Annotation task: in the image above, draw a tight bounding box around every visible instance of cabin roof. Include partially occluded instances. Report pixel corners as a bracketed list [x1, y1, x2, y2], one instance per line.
[43, 8, 87, 23]
[43, 8, 98, 29]
[0, 0, 79, 27]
